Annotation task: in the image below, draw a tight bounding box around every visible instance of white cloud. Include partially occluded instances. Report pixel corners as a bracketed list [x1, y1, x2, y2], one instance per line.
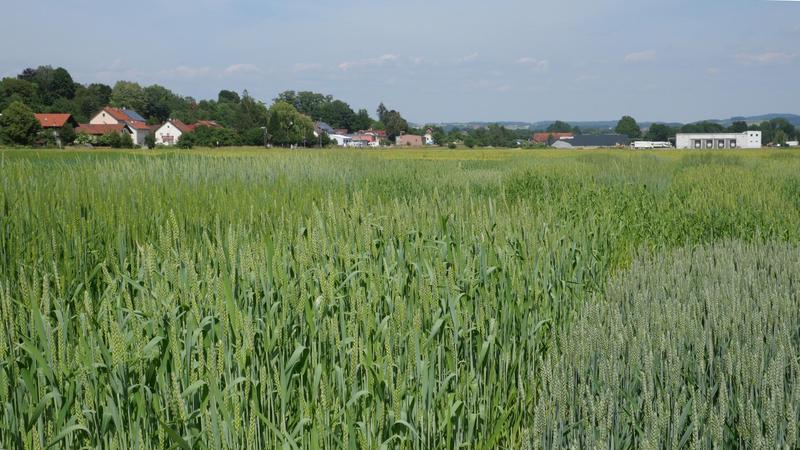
[338, 54, 399, 71]
[458, 53, 479, 63]
[159, 65, 211, 79]
[515, 57, 550, 71]
[223, 63, 262, 76]
[736, 52, 796, 65]
[292, 62, 323, 72]
[624, 50, 657, 63]
[706, 67, 721, 76]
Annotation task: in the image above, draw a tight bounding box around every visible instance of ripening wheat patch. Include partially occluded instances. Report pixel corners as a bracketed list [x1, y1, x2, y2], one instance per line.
[532, 241, 800, 449]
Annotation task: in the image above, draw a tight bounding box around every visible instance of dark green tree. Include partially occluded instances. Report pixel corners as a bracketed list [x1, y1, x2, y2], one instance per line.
[318, 100, 355, 130]
[546, 120, 573, 133]
[111, 81, 146, 112]
[74, 83, 112, 121]
[729, 121, 749, 133]
[218, 90, 241, 104]
[351, 109, 373, 132]
[644, 123, 673, 141]
[0, 100, 40, 145]
[615, 116, 641, 139]
[377, 103, 389, 123]
[60, 123, 76, 146]
[0, 78, 40, 110]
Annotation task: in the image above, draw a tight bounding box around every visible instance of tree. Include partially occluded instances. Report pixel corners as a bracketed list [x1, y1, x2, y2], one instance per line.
[377, 105, 409, 141]
[118, 132, 134, 149]
[60, 123, 76, 146]
[644, 123, 673, 141]
[681, 122, 725, 134]
[143, 85, 180, 123]
[218, 90, 241, 104]
[0, 78, 40, 110]
[50, 67, 76, 100]
[615, 116, 641, 139]
[377, 103, 389, 123]
[464, 135, 476, 148]
[774, 129, 788, 146]
[318, 100, 355, 130]
[729, 121, 748, 133]
[144, 132, 156, 149]
[0, 101, 40, 145]
[16, 66, 75, 105]
[111, 81, 146, 112]
[351, 109, 373, 132]
[74, 83, 112, 122]
[546, 120, 573, 133]
[266, 101, 315, 146]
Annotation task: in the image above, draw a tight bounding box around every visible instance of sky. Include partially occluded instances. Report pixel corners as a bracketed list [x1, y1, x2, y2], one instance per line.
[1, 0, 799, 124]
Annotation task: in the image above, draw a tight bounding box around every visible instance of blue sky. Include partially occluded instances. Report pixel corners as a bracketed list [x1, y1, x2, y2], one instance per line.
[1, 0, 798, 123]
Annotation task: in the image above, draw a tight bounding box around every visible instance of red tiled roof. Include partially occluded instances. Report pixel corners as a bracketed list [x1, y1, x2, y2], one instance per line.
[169, 119, 196, 134]
[127, 120, 151, 130]
[532, 132, 573, 143]
[34, 113, 73, 128]
[75, 124, 126, 135]
[195, 120, 222, 129]
[103, 107, 130, 122]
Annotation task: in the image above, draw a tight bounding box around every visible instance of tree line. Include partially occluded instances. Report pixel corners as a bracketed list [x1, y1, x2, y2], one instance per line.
[1, 65, 799, 147]
[0, 65, 414, 147]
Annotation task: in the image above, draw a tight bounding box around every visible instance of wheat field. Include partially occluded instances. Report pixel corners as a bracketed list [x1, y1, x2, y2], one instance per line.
[1, 148, 799, 449]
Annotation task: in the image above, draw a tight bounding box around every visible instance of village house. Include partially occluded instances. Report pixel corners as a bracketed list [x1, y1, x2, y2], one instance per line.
[34, 113, 80, 147]
[532, 132, 573, 144]
[154, 119, 196, 146]
[396, 134, 424, 147]
[75, 123, 128, 136]
[87, 107, 152, 146]
[154, 119, 223, 146]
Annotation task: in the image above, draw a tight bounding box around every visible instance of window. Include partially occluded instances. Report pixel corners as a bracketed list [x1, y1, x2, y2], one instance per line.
[730, 140, 737, 148]
[706, 140, 714, 149]
[694, 140, 702, 149]
[718, 140, 726, 149]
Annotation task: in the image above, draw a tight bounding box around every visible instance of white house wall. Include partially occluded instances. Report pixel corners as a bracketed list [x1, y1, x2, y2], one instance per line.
[89, 110, 120, 125]
[155, 122, 183, 146]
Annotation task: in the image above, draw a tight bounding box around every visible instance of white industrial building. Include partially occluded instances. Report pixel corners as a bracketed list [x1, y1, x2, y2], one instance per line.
[676, 131, 761, 149]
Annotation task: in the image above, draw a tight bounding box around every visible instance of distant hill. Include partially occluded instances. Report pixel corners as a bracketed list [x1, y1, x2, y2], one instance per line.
[423, 114, 800, 131]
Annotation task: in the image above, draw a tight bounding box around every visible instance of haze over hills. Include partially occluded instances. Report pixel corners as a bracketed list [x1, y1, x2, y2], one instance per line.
[426, 114, 800, 131]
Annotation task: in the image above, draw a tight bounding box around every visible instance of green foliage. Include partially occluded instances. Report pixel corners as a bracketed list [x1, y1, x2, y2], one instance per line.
[218, 89, 241, 104]
[60, 123, 76, 146]
[182, 126, 243, 147]
[111, 80, 146, 112]
[145, 132, 156, 149]
[681, 121, 726, 134]
[644, 123, 674, 141]
[615, 115, 641, 138]
[73, 83, 112, 122]
[0, 77, 40, 111]
[729, 120, 749, 133]
[546, 120, 574, 133]
[276, 91, 374, 132]
[117, 132, 135, 148]
[266, 101, 315, 146]
[0, 100, 40, 144]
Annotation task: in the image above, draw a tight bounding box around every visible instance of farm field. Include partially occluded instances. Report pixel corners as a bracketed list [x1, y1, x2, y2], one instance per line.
[1, 147, 800, 449]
